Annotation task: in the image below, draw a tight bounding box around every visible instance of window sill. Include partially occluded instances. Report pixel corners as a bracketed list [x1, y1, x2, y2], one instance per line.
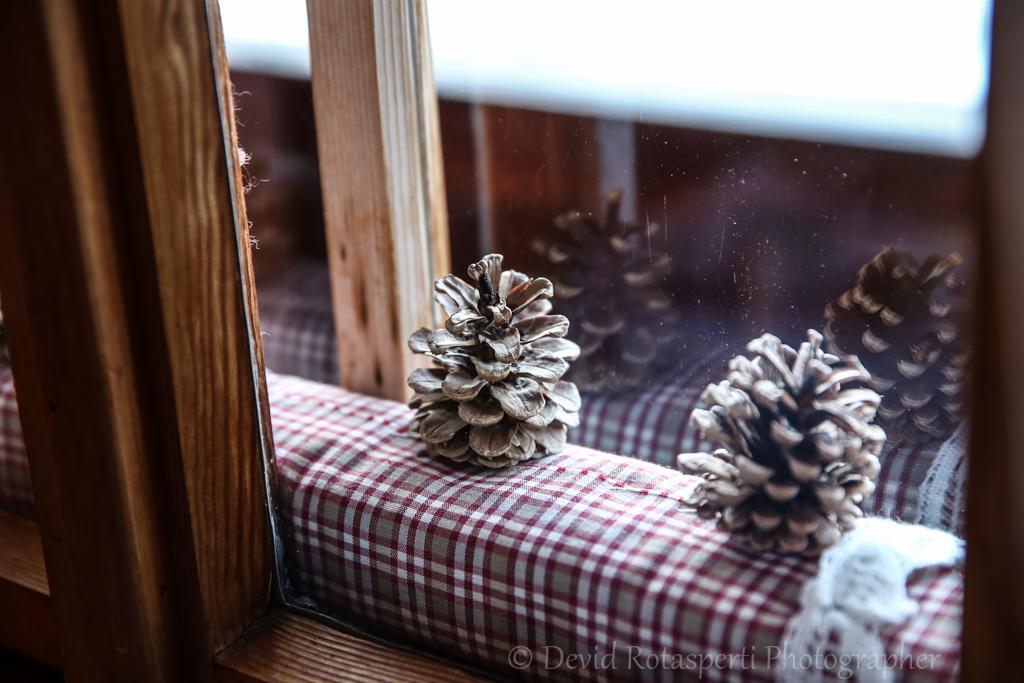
[0, 372, 965, 681]
[0, 511, 58, 668]
[215, 608, 482, 682]
[0, 511, 483, 681]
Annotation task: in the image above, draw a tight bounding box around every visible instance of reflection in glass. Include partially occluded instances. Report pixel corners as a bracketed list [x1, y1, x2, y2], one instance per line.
[219, 1, 987, 677]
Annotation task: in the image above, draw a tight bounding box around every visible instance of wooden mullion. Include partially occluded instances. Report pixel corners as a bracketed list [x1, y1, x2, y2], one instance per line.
[963, 0, 1024, 679]
[0, 0, 271, 678]
[0, 2, 190, 676]
[113, 0, 274, 650]
[307, 0, 450, 401]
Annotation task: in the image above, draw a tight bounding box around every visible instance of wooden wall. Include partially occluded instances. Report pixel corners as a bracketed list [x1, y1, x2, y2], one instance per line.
[232, 71, 978, 343]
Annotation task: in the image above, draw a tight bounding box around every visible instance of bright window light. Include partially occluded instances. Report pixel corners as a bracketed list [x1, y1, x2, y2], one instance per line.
[219, 0, 992, 157]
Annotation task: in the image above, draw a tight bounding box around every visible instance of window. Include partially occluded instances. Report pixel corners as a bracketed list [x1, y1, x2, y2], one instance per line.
[0, 1, 1020, 681]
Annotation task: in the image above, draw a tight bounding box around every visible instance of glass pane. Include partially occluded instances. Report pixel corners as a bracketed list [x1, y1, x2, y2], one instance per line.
[430, 0, 984, 498]
[231, 64, 335, 384]
[216, 0, 989, 679]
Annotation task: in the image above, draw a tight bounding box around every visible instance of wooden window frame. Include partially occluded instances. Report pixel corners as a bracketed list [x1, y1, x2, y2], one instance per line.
[0, 0, 464, 679]
[308, 0, 450, 402]
[0, 0, 1019, 680]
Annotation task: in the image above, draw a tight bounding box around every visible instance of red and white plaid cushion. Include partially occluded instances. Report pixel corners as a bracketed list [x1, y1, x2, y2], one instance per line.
[253, 263, 727, 467]
[268, 372, 962, 682]
[572, 346, 734, 467]
[865, 442, 965, 536]
[250, 270, 966, 535]
[258, 269, 340, 385]
[0, 289, 969, 537]
[0, 363, 963, 680]
[0, 366, 32, 518]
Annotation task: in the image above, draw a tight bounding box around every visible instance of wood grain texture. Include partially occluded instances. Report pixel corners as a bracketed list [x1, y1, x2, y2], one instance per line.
[113, 0, 274, 655]
[963, 0, 1024, 679]
[308, 0, 450, 400]
[0, 0, 271, 678]
[215, 609, 482, 683]
[475, 104, 602, 275]
[0, 1, 194, 677]
[0, 512, 58, 668]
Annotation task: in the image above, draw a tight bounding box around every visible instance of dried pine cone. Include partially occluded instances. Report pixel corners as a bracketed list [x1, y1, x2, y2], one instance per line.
[532, 191, 673, 393]
[408, 254, 582, 468]
[678, 330, 885, 557]
[824, 247, 967, 445]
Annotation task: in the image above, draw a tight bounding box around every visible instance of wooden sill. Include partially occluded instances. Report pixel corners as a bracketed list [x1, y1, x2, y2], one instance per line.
[214, 608, 484, 682]
[0, 510, 481, 681]
[0, 510, 59, 668]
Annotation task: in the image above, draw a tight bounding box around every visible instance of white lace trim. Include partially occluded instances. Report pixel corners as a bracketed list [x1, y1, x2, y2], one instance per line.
[778, 518, 963, 683]
[914, 424, 968, 533]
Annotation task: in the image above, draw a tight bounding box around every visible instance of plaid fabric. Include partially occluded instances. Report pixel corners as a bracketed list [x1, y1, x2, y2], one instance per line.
[253, 263, 734, 467]
[0, 361, 963, 680]
[251, 263, 735, 466]
[0, 365, 32, 518]
[251, 270, 966, 534]
[864, 442, 966, 535]
[0, 293, 969, 538]
[257, 265, 340, 385]
[573, 346, 737, 467]
[269, 372, 962, 682]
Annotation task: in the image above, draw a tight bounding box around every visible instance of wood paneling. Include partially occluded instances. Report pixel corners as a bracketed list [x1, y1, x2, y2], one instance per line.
[631, 122, 977, 339]
[225, 74, 975, 346]
[231, 71, 326, 285]
[215, 609, 482, 683]
[437, 100, 485, 270]
[475, 104, 603, 274]
[0, 0, 271, 678]
[307, 0, 450, 400]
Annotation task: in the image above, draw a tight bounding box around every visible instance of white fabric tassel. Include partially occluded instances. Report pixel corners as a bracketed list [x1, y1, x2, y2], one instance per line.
[914, 424, 968, 533]
[778, 518, 963, 683]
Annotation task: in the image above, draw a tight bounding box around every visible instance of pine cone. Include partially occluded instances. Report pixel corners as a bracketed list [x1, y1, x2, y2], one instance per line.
[824, 247, 967, 445]
[532, 191, 673, 393]
[678, 330, 885, 557]
[408, 254, 582, 468]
